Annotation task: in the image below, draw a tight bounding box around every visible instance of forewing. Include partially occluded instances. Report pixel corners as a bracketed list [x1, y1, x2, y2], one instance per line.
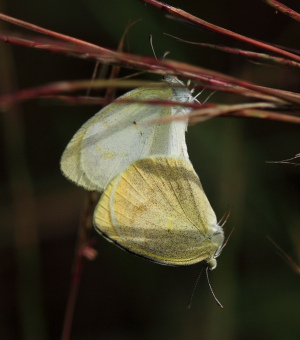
[61, 79, 193, 192]
[81, 87, 190, 191]
[60, 117, 101, 191]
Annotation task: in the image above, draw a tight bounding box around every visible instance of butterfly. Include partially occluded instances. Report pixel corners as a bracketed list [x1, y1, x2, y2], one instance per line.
[94, 156, 224, 269]
[60, 76, 195, 192]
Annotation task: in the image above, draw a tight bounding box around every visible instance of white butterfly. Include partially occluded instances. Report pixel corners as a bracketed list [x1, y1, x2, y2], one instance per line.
[61, 76, 195, 192]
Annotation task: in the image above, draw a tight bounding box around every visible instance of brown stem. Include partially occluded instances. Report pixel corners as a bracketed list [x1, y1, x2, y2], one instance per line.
[139, 0, 300, 62]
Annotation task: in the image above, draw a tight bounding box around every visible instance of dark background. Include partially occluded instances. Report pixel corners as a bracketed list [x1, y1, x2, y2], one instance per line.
[0, 0, 299, 339]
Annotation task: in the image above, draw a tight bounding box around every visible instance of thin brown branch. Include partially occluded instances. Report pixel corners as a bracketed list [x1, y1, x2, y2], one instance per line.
[0, 79, 169, 107]
[1, 67, 300, 109]
[1, 30, 300, 106]
[263, 0, 300, 22]
[61, 191, 99, 340]
[165, 34, 300, 69]
[139, 0, 300, 62]
[266, 153, 300, 165]
[0, 12, 109, 53]
[148, 102, 300, 124]
[42, 95, 107, 106]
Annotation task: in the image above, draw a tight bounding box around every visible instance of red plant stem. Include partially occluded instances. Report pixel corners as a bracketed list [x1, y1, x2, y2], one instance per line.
[165, 35, 300, 69]
[1, 13, 300, 106]
[139, 0, 300, 62]
[263, 0, 300, 22]
[61, 191, 98, 340]
[61, 252, 83, 340]
[0, 12, 109, 53]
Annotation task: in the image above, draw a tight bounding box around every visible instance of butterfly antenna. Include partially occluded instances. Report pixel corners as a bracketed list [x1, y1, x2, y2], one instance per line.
[217, 228, 235, 258]
[149, 35, 172, 60]
[192, 88, 204, 103]
[191, 88, 216, 104]
[203, 90, 217, 104]
[221, 208, 232, 228]
[206, 266, 223, 308]
[218, 207, 232, 227]
[149, 34, 158, 60]
[187, 266, 204, 309]
[225, 227, 235, 247]
[162, 51, 171, 59]
[215, 208, 233, 257]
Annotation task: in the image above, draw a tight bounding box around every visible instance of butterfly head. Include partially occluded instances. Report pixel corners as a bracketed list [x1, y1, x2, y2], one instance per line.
[206, 225, 225, 270]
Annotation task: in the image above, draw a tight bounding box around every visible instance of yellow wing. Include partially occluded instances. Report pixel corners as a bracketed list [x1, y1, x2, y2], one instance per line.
[94, 156, 222, 266]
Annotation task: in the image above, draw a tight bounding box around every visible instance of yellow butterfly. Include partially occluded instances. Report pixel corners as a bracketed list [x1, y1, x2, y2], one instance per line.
[94, 156, 224, 269]
[60, 76, 194, 192]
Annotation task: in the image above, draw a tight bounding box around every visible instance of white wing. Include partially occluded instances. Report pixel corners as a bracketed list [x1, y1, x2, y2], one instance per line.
[61, 77, 194, 192]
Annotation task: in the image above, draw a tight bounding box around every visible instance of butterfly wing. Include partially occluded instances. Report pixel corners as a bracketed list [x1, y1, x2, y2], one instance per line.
[60, 118, 100, 191]
[61, 78, 193, 192]
[80, 87, 191, 191]
[94, 156, 218, 265]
